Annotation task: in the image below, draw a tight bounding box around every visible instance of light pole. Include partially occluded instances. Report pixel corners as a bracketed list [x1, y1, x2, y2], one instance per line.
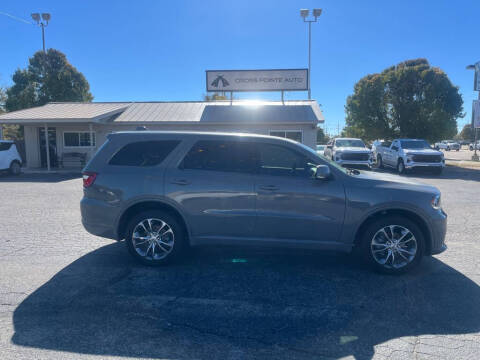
[467, 63, 479, 161]
[300, 8, 322, 100]
[31, 13, 51, 53]
[31, 12, 51, 171]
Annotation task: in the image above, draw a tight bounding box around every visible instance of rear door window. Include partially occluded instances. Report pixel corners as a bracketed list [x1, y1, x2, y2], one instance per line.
[109, 140, 180, 166]
[182, 140, 256, 173]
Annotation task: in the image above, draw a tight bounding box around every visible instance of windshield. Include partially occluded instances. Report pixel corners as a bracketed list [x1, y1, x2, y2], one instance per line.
[400, 140, 431, 149]
[335, 139, 365, 148]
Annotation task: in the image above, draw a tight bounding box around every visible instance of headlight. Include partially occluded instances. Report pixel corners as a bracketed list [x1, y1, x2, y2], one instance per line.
[431, 194, 442, 210]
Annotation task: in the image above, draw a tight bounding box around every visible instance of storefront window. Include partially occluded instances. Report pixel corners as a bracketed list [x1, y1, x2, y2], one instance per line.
[269, 130, 302, 143]
[64, 132, 96, 147]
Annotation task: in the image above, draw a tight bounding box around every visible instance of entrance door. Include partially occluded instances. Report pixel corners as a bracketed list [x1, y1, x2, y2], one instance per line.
[39, 127, 57, 168]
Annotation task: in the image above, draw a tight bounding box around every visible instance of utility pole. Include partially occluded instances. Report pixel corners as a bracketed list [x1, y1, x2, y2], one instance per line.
[300, 9, 322, 100]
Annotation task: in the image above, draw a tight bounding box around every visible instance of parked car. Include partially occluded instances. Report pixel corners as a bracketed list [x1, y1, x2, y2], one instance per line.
[81, 131, 447, 274]
[434, 140, 460, 151]
[0, 140, 22, 175]
[375, 139, 444, 174]
[316, 144, 325, 155]
[324, 138, 373, 169]
[469, 141, 480, 151]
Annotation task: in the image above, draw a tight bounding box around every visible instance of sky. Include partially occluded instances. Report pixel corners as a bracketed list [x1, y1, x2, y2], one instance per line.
[1, 0, 479, 134]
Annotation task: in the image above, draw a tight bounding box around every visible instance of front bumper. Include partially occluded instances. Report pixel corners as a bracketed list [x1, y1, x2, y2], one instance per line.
[335, 159, 373, 167]
[429, 209, 448, 255]
[405, 161, 445, 169]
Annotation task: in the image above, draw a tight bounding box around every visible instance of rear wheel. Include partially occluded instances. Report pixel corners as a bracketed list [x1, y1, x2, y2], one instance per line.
[360, 216, 425, 274]
[125, 210, 186, 266]
[9, 161, 21, 175]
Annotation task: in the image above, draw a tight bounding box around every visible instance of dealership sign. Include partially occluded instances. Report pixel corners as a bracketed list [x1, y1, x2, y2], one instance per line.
[206, 69, 308, 92]
[473, 100, 480, 128]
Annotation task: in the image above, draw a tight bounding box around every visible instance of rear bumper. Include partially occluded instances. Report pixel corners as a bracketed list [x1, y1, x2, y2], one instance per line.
[80, 197, 118, 240]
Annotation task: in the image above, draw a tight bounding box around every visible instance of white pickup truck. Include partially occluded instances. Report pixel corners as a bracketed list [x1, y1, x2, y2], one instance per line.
[374, 139, 444, 175]
[323, 137, 373, 169]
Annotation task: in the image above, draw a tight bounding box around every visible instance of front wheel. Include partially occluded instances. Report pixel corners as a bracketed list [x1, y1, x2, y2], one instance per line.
[376, 155, 383, 169]
[360, 216, 425, 274]
[9, 161, 21, 175]
[125, 210, 186, 266]
[397, 159, 406, 175]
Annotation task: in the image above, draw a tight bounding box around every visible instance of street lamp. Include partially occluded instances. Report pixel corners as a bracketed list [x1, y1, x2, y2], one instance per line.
[467, 63, 479, 161]
[300, 8, 322, 100]
[31, 12, 51, 53]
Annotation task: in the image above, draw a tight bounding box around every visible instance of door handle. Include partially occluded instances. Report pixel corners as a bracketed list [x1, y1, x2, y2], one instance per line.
[259, 185, 279, 191]
[171, 179, 191, 186]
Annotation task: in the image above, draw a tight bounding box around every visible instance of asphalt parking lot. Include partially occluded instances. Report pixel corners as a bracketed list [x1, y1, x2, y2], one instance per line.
[1, 166, 480, 360]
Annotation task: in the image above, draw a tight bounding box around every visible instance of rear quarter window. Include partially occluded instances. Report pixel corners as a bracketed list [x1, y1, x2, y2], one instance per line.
[109, 140, 180, 167]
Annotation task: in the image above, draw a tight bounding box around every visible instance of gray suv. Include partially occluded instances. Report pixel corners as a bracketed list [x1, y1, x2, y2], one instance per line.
[81, 131, 447, 274]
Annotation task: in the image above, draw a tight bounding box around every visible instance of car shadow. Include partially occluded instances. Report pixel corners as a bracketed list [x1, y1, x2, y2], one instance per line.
[0, 172, 81, 183]
[12, 243, 480, 360]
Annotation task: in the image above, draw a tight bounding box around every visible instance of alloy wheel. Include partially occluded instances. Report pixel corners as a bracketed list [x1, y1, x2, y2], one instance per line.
[132, 218, 175, 260]
[370, 225, 417, 269]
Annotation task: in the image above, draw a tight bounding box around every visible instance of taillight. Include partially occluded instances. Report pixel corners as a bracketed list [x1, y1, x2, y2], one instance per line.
[82, 172, 97, 188]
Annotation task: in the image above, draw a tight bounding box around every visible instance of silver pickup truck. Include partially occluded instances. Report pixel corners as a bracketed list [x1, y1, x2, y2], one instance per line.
[374, 139, 445, 174]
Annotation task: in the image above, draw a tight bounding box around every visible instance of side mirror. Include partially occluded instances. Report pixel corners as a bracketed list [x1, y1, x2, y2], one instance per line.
[315, 165, 331, 180]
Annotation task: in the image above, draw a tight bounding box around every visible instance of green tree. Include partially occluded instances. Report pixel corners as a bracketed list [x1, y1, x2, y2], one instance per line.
[204, 93, 228, 101]
[0, 85, 22, 140]
[344, 59, 463, 142]
[457, 124, 474, 141]
[5, 49, 93, 112]
[316, 127, 330, 144]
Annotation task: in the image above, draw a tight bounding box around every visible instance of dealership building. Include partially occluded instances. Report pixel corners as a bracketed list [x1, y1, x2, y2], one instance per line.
[0, 99, 324, 169]
[0, 69, 324, 170]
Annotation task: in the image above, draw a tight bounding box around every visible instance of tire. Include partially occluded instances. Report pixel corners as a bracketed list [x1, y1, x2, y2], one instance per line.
[397, 159, 406, 175]
[360, 215, 425, 274]
[446, 147, 450, 151]
[377, 154, 383, 169]
[470, 146, 473, 151]
[435, 146, 439, 150]
[456, 149, 459, 152]
[9, 161, 21, 176]
[125, 210, 186, 266]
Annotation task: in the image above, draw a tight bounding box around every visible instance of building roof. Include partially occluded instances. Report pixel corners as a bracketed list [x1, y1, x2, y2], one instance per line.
[0, 100, 324, 125]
